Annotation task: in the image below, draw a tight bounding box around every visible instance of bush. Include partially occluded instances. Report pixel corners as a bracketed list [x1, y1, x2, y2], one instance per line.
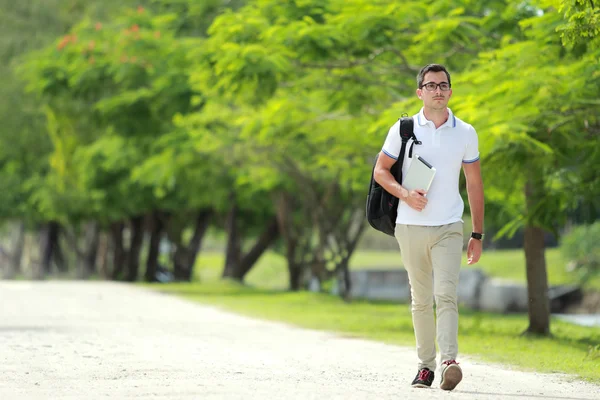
[561, 222, 600, 284]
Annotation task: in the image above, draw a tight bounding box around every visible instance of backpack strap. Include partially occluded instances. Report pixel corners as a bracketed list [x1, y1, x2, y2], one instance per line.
[395, 117, 420, 181]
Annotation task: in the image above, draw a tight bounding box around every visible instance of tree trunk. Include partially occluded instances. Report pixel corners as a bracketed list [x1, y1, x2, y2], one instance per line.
[288, 253, 303, 291]
[524, 223, 550, 334]
[170, 210, 211, 281]
[282, 227, 304, 292]
[222, 200, 241, 279]
[126, 216, 144, 282]
[65, 226, 85, 278]
[50, 222, 68, 273]
[524, 179, 551, 335]
[170, 216, 187, 280]
[233, 217, 279, 281]
[80, 222, 100, 278]
[333, 215, 365, 301]
[145, 211, 164, 282]
[6, 221, 25, 279]
[172, 246, 187, 279]
[39, 223, 55, 277]
[111, 222, 126, 280]
[184, 209, 212, 281]
[342, 260, 352, 299]
[97, 232, 110, 279]
[335, 258, 353, 301]
[274, 192, 305, 291]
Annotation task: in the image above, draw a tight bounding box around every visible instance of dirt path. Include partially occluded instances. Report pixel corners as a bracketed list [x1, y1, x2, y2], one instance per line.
[0, 281, 598, 399]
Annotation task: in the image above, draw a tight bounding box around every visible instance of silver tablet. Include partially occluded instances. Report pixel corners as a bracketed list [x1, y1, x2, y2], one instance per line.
[402, 155, 436, 192]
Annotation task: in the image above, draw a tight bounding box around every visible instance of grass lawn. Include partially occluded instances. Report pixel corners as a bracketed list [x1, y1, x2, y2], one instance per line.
[142, 247, 600, 384]
[146, 280, 600, 384]
[194, 248, 600, 291]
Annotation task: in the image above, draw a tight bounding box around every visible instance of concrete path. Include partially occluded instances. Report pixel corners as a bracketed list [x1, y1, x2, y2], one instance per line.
[0, 281, 598, 400]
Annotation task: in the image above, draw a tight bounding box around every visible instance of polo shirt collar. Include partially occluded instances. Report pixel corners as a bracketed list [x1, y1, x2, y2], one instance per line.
[417, 108, 457, 128]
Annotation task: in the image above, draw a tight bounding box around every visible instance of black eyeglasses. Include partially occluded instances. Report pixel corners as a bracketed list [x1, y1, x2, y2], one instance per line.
[420, 82, 451, 91]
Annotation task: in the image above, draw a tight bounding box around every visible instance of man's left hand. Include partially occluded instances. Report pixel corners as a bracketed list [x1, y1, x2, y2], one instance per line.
[467, 238, 482, 265]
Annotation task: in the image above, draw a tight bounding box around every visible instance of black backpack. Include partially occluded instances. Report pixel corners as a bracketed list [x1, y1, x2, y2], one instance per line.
[366, 116, 419, 236]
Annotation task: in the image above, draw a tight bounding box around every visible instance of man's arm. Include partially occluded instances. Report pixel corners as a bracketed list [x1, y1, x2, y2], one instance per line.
[463, 160, 484, 264]
[374, 152, 427, 212]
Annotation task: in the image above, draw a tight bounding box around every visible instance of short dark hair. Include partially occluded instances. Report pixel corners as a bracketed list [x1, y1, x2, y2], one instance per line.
[417, 64, 451, 88]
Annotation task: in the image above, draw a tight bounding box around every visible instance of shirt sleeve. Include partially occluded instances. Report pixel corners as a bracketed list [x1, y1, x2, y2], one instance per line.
[381, 120, 401, 160]
[463, 125, 480, 163]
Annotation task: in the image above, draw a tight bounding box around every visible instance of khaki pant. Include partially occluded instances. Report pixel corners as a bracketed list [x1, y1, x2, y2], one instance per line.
[395, 222, 463, 371]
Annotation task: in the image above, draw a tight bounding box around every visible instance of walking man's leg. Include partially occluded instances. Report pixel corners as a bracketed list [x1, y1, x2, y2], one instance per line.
[395, 224, 436, 388]
[431, 222, 463, 390]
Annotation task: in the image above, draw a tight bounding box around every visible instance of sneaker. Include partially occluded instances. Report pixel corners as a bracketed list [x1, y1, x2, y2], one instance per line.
[440, 360, 462, 391]
[411, 368, 434, 388]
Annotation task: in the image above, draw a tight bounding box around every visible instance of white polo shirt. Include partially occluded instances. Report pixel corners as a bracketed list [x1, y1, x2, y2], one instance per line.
[381, 108, 479, 226]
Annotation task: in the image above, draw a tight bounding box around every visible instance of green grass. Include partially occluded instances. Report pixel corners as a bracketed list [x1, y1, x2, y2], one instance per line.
[466, 248, 600, 289]
[162, 247, 600, 383]
[146, 280, 600, 383]
[15, 220, 600, 383]
[195, 248, 600, 291]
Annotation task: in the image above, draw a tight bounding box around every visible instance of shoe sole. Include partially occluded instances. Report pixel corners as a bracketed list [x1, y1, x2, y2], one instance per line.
[411, 383, 432, 389]
[440, 365, 462, 391]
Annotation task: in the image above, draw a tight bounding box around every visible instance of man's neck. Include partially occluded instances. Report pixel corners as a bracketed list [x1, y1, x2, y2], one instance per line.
[423, 107, 449, 129]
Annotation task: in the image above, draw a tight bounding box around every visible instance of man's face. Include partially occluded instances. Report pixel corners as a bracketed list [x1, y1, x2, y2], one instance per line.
[416, 71, 452, 110]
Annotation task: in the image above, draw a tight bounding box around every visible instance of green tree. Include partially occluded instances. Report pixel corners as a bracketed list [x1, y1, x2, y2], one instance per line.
[19, 6, 201, 280]
[191, 0, 529, 293]
[455, 0, 600, 335]
[0, 0, 141, 277]
[16, 1, 259, 282]
[557, 0, 600, 45]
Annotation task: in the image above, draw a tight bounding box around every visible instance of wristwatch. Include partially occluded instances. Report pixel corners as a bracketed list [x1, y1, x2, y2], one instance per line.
[471, 232, 484, 240]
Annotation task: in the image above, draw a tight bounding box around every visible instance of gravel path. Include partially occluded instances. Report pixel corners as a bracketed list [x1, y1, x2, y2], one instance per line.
[0, 281, 598, 400]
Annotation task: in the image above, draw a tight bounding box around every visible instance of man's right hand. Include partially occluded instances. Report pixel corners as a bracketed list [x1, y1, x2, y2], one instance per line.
[402, 189, 428, 212]
[374, 152, 429, 213]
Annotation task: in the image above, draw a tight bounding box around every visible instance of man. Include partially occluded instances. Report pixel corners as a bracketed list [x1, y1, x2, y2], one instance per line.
[373, 64, 484, 391]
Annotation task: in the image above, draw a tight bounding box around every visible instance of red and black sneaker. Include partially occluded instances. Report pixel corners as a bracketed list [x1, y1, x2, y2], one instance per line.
[411, 367, 434, 388]
[440, 360, 462, 391]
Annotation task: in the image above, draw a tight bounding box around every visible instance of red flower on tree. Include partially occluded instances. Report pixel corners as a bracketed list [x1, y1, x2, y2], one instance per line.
[57, 34, 77, 51]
